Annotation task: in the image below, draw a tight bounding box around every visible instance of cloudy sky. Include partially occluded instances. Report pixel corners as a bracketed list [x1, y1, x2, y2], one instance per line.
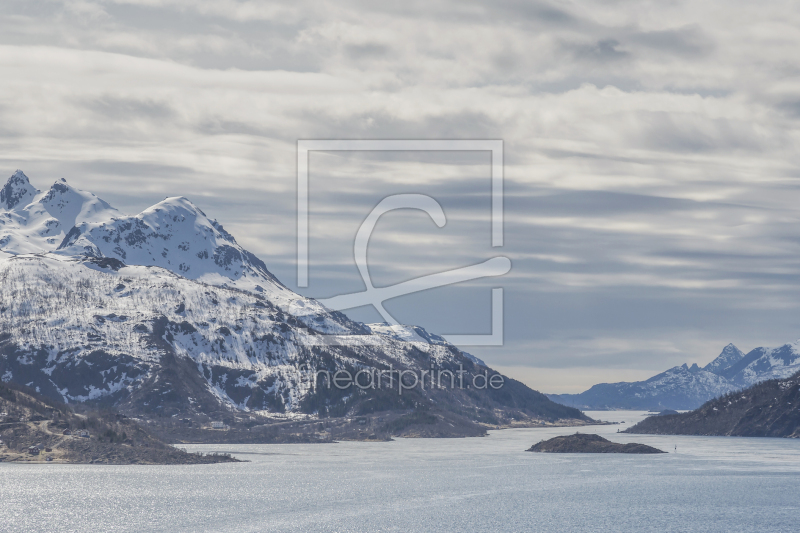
[2, 0, 800, 392]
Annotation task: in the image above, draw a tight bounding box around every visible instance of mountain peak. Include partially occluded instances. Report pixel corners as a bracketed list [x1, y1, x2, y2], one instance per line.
[39, 177, 116, 227]
[44, 179, 71, 197]
[143, 196, 209, 220]
[703, 343, 745, 375]
[56, 192, 280, 292]
[156, 195, 195, 208]
[1, 170, 39, 210]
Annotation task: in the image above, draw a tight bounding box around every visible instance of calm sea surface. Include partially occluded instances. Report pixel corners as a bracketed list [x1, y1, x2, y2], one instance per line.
[2, 411, 799, 532]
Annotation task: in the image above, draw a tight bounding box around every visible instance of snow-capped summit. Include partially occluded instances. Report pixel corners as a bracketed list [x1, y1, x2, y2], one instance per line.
[719, 340, 800, 386]
[0, 171, 117, 256]
[703, 343, 745, 374]
[57, 194, 285, 293]
[40, 178, 116, 229]
[1, 170, 37, 210]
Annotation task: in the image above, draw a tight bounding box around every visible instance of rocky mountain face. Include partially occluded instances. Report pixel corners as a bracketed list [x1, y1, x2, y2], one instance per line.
[625, 370, 800, 438]
[548, 341, 800, 410]
[1, 171, 585, 428]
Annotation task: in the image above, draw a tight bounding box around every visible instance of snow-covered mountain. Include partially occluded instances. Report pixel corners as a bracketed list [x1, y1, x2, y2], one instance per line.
[548, 340, 800, 410]
[1, 171, 581, 424]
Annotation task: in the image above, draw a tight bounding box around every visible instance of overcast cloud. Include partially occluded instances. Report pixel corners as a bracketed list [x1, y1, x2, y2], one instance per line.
[2, 0, 800, 392]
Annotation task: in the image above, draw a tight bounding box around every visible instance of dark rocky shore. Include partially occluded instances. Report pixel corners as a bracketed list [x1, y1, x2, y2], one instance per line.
[0, 381, 239, 465]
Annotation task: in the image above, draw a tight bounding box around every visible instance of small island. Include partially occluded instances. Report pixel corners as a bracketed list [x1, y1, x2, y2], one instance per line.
[527, 433, 666, 454]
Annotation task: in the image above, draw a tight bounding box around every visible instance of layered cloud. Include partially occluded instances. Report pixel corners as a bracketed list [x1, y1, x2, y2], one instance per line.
[1, 0, 799, 391]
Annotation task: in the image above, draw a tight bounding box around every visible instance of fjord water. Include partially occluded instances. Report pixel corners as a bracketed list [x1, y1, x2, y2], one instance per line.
[2, 412, 799, 532]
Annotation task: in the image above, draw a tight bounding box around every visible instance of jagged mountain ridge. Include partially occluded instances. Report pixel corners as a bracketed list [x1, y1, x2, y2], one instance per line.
[1, 170, 284, 295]
[1, 171, 116, 256]
[718, 342, 800, 386]
[57, 195, 286, 294]
[0, 171, 584, 425]
[548, 341, 800, 410]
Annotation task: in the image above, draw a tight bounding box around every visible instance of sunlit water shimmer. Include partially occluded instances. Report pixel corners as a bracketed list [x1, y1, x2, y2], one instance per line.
[2, 411, 800, 532]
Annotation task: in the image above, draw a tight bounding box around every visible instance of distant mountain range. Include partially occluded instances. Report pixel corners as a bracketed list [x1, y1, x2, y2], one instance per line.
[1, 170, 584, 431]
[548, 341, 800, 410]
[625, 370, 800, 438]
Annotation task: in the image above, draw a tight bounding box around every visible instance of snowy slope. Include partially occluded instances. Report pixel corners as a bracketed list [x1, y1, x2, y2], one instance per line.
[366, 322, 486, 365]
[0, 254, 467, 413]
